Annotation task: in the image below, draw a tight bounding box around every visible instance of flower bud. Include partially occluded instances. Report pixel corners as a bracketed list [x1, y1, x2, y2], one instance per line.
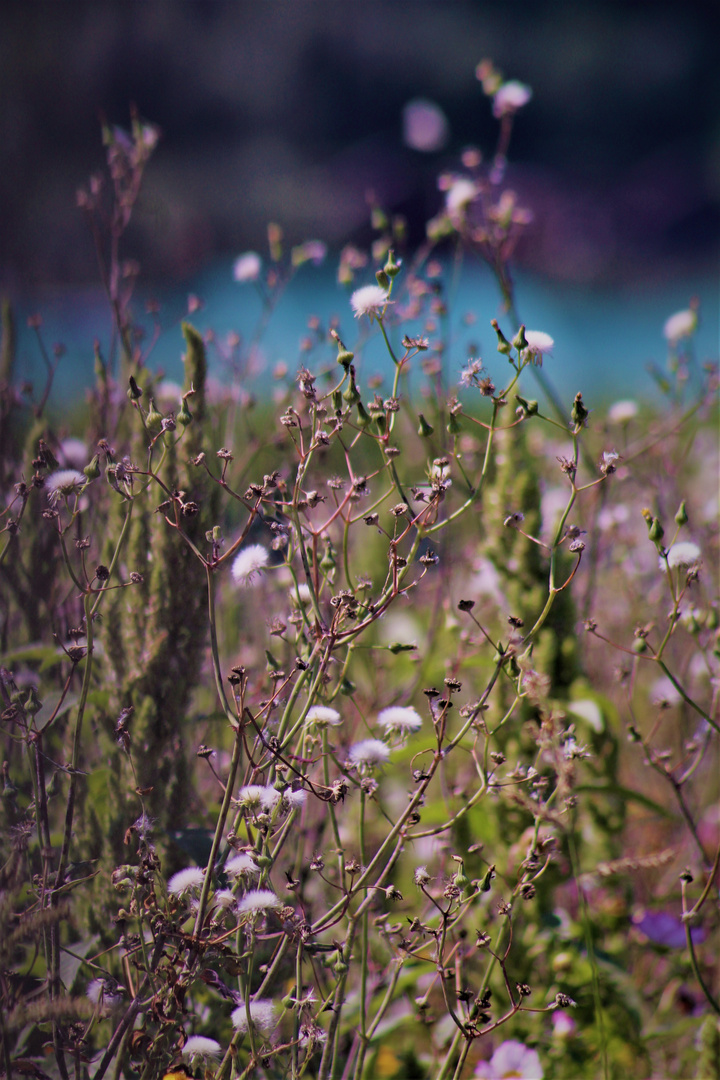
[490, 318, 512, 355]
[384, 249, 401, 279]
[84, 455, 101, 480]
[177, 397, 193, 427]
[355, 401, 371, 427]
[146, 398, 163, 429]
[447, 412, 462, 435]
[417, 413, 434, 437]
[375, 269, 390, 291]
[512, 325, 528, 352]
[127, 374, 143, 400]
[343, 378, 361, 406]
[571, 393, 589, 429]
[515, 394, 538, 417]
[648, 518, 664, 542]
[674, 501, 688, 526]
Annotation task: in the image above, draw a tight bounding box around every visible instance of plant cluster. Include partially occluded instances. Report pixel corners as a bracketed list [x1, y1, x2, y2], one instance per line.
[1, 61, 718, 1080]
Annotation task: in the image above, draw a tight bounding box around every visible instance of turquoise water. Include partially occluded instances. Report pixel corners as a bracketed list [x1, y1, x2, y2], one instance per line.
[12, 259, 718, 411]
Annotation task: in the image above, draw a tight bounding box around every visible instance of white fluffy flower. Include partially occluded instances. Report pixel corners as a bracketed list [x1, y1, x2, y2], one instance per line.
[182, 1036, 222, 1060]
[283, 788, 308, 809]
[224, 853, 260, 879]
[231, 545, 270, 586]
[212, 889, 236, 909]
[522, 330, 554, 366]
[306, 705, 342, 727]
[86, 978, 123, 1011]
[378, 706, 422, 736]
[445, 177, 477, 217]
[475, 1038, 543, 1079]
[236, 785, 281, 812]
[233, 251, 262, 282]
[664, 542, 701, 569]
[237, 889, 281, 916]
[167, 867, 205, 896]
[348, 739, 391, 769]
[607, 400, 638, 424]
[402, 98, 449, 152]
[45, 469, 87, 504]
[350, 284, 392, 321]
[492, 81, 533, 118]
[663, 307, 697, 344]
[231, 999, 277, 1035]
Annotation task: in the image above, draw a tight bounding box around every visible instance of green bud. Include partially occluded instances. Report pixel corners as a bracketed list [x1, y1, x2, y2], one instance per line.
[265, 649, 281, 671]
[24, 686, 43, 716]
[332, 390, 343, 413]
[417, 413, 434, 437]
[128, 374, 143, 400]
[255, 853, 273, 869]
[648, 518, 664, 542]
[337, 349, 354, 368]
[447, 411, 462, 435]
[374, 412, 387, 435]
[371, 207, 388, 231]
[178, 397, 192, 426]
[490, 319, 513, 354]
[512, 325, 528, 351]
[706, 607, 718, 631]
[146, 398, 163, 429]
[480, 865, 495, 892]
[384, 249, 401, 278]
[343, 377, 361, 406]
[84, 455, 101, 481]
[320, 542, 336, 572]
[388, 642, 415, 654]
[340, 676, 356, 695]
[632, 637, 647, 654]
[333, 958, 349, 975]
[515, 395, 538, 417]
[355, 400, 371, 427]
[571, 392, 589, 429]
[674, 501, 688, 526]
[375, 269, 390, 290]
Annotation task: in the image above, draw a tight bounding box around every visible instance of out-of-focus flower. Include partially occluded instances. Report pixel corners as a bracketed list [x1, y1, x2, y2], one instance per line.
[237, 889, 281, 916]
[633, 909, 705, 948]
[231, 999, 277, 1035]
[445, 177, 477, 218]
[213, 889, 236, 909]
[167, 867, 205, 896]
[224, 853, 260, 879]
[306, 705, 342, 727]
[522, 331, 554, 366]
[403, 98, 449, 152]
[663, 307, 697, 344]
[58, 438, 88, 470]
[86, 978, 124, 1012]
[292, 240, 327, 267]
[649, 676, 682, 708]
[664, 541, 701, 569]
[348, 739, 391, 769]
[46, 469, 87, 504]
[551, 1010, 576, 1038]
[350, 285, 392, 321]
[475, 1039, 543, 1078]
[182, 1036, 222, 1061]
[607, 400, 638, 424]
[492, 81, 533, 118]
[378, 706, 422, 736]
[233, 252, 262, 282]
[231, 545, 270, 586]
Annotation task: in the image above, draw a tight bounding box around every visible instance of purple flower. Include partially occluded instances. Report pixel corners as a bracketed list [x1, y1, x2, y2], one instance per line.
[475, 1039, 543, 1078]
[632, 909, 705, 949]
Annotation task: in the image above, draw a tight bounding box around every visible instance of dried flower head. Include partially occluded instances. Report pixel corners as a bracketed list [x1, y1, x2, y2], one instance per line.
[167, 867, 205, 896]
[182, 1036, 222, 1061]
[231, 545, 270, 586]
[231, 999, 277, 1035]
[46, 469, 87, 504]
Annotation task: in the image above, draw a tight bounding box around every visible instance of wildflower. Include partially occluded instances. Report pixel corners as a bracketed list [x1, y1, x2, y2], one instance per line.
[306, 705, 342, 727]
[231, 999, 277, 1036]
[237, 889, 281, 917]
[402, 98, 449, 152]
[663, 307, 697, 344]
[414, 865, 431, 886]
[378, 706, 422, 737]
[600, 450, 619, 476]
[522, 330, 554, 366]
[632, 908, 705, 948]
[58, 437, 88, 470]
[492, 80, 533, 118]
[350, 284, 393, 321]
[474, 1039, 543, 1079]
[664, 541, 701, 569]
[233, 252, 262, 282]
[167, 867, 205, 896]
[445, 177, 477, 217]
[213, 888, 236, 909]
[607, 400, 638, 424]
[224, 853, 260, 879]
[235, 785, 281, 812]
[551, 1011, 576, 1038]
[348, 739, 391, 769]
[283, 787, 307, 809]
[231, 545, 270, 586]
[46, 469, 87, 504]
[292, 583, 313, 605]
[182, 1036, 222, 1061]
[460, 359, 483, 388]
[650, 677, 682, 708]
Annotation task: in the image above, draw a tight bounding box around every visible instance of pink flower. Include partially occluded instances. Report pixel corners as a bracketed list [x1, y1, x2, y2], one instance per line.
[493, 81, 533, 119]
[475, 1039, 543, 1079]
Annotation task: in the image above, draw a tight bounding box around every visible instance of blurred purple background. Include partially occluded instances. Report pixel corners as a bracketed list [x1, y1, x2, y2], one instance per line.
[2, 0, 718, 292]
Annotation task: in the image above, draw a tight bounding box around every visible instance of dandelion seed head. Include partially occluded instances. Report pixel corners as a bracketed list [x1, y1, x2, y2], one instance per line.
[493, 81, 533, 118]
[182, 1036, 222, 1060]
[350, 284, 392, 320]
[663, 308, 697, 344]
[349, 739, 391, 769]
[46, 469, 87, 504]
[664, 541, 701, 569]
[167, 867, 205, 896]
[283, 788, 308, 809]
[522, 331, 554, 365]
[213, 889, 236, 909]
[237, 889, 281, 916]
[378, 706, 422, 736]
[231, 545, 270, 586]
[86, 978, 123, 1010]
[224, 853, 260, 879]
[231, 999, 277, 1035]
[306, 705, 342, 727]
[236, 784, 281, 812]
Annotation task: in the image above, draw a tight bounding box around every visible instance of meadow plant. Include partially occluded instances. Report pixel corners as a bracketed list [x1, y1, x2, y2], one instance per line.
[0, 61, 718, 1080]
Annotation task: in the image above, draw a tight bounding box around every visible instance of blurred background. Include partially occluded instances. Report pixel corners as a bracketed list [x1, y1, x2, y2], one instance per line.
[2, 0, 718, 396]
